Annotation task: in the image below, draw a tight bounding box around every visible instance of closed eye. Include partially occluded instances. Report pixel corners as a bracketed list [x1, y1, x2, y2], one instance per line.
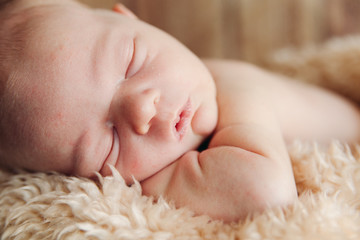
[100, 127, 120, 174]
[124, 37, 147, 79]
[125, 38, 136, 79]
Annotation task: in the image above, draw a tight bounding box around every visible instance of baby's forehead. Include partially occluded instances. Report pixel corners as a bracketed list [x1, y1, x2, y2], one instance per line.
[0, 3, 97, 107]
[2, 3, 97, 64]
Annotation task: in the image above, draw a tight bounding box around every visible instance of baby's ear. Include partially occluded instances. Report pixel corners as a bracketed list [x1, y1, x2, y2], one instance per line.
[112, 3, 138, 19]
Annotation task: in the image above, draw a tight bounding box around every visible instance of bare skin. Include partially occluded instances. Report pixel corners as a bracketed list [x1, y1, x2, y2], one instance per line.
[1, 0, 360, 223]
[141, 60, 360, 222]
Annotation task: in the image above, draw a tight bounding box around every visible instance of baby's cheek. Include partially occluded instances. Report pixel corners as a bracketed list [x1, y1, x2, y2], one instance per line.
[191, 100, 217, 136]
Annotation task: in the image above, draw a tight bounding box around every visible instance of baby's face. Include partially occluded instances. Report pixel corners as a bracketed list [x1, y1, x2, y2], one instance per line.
[3, 1, 217, 183]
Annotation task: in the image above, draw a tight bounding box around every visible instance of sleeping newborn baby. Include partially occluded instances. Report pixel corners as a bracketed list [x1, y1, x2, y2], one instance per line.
[1, 0, 360, 222]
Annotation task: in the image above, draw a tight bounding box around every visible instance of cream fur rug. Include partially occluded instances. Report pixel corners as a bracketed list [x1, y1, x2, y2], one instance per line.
[1, 35, 360, 239]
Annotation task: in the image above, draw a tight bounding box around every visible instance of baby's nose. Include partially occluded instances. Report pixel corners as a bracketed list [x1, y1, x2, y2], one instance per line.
[130, 88, 160, 135]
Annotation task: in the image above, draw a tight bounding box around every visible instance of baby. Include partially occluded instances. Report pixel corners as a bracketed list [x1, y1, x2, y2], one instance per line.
[1, 0, 360, 222]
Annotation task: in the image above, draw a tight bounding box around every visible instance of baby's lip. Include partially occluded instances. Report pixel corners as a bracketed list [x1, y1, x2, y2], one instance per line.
[173, 98, 192, 140]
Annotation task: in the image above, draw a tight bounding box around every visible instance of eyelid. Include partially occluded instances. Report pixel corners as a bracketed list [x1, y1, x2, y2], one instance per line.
[112, 127, 120, 152]
[100, 126, 120, 173]
[125, 38, 136, 79]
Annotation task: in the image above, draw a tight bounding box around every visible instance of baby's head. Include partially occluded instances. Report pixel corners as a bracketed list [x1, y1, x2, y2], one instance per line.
[0, 0, 217, 183]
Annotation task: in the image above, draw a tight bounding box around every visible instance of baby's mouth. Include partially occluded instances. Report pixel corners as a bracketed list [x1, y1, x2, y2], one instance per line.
[174, 99, 192, 140]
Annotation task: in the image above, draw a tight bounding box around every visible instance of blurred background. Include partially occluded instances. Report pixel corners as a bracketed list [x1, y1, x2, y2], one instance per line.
[78, 0, 360, 66]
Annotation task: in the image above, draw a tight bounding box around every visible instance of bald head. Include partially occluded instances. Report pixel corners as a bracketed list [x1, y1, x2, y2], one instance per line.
[0, 0, 82, 167]
[0, 0, 90, 165]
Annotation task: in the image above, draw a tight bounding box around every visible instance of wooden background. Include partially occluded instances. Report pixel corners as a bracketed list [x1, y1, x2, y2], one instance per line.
[79, 0, 360, 66]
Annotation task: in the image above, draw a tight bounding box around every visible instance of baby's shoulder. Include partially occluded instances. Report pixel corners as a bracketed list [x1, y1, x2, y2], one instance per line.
[202, 59, 285, 93]
[202, 59, 264, 82]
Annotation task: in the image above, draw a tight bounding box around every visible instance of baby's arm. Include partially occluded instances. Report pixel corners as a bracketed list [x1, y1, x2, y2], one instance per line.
[141, 146, 296, 222]
[141, 60, 297, 222]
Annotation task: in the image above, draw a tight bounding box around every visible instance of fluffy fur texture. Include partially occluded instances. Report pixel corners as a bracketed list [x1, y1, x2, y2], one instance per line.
[1, 35, 360, 239]
[267, 34, 360, 104]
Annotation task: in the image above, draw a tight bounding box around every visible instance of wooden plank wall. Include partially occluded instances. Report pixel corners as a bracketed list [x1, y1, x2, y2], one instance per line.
[78, 0, 117, 9]
[80, 0, 360, 65]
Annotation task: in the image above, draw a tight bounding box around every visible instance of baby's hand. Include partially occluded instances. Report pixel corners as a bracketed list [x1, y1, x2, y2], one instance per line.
[141, 146, 297, 222]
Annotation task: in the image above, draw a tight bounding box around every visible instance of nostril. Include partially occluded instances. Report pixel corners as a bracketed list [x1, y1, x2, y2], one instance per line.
[135, 123, 150, 135]
[143, 88, 160, 105]
[154, 95, 160, 104]
[132, 88, 160, 135]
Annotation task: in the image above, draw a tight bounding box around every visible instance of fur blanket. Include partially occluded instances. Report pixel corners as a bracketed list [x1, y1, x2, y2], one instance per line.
[1, 35, 360, 239]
